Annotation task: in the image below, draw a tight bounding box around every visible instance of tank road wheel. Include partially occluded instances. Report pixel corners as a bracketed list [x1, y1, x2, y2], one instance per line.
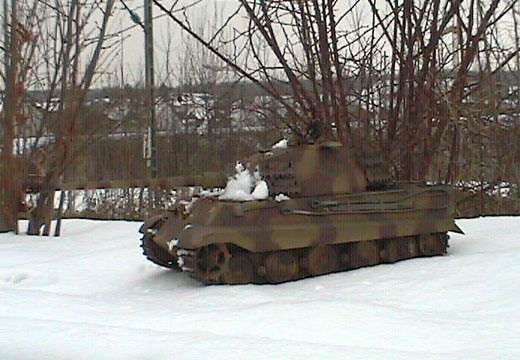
[380, 238, 400, 263]
[195, 244, 231, 282]
[264, 252, 299, 283]
[307, 245, 340, 276]
[399, 237, 419, 259]
[418, 233, 448, 256]
[223, 254, 256, 284]
[345, 240, 379, 268]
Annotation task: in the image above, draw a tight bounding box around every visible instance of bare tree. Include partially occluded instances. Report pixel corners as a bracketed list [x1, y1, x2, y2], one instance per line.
[2, 0, 118, 235]
[154, 0, 518, 181]
[1, 0, 39, 232]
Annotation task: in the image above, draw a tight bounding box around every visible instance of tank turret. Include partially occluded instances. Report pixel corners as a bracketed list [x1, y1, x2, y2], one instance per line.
[252, 142, 394, 197]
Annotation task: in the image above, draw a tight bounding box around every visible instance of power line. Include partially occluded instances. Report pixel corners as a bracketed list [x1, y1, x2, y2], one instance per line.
[120, 0, 144, 29]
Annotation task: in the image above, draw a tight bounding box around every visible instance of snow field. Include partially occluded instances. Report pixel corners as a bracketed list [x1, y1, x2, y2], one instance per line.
[1, 217, 520, 359]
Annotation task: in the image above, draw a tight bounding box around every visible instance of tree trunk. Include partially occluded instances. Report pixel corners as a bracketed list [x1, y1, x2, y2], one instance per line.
[1, 0, 20, 233]
[27, 190, 54, 235]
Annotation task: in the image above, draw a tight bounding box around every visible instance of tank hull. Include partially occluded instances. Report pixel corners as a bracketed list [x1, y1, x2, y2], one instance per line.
[139, 182, 462, 284]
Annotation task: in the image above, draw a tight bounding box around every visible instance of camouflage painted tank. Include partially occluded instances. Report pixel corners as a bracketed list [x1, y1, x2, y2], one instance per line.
[139, 139, 463, 284]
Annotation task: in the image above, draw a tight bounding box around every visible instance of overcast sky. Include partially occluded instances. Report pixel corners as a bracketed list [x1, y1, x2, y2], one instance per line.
[99, 0, 386, 87]
[106, 0, 250, 87]
[1, 0, 518, 89]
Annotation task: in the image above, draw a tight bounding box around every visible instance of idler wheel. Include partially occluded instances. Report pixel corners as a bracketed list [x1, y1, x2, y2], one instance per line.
[307, 245, 340, 276]
[402, 237, 419, 258]
[195, 243, 230, 282]
[380, 238, 400, 263]
[140, 233, 173, 268]
[224, 254, 256, 284]
[264, 252, 299, 283]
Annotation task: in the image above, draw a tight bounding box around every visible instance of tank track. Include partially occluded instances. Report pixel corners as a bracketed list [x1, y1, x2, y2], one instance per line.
[140, 232, 180, 270]
[177, 233, 449, 284]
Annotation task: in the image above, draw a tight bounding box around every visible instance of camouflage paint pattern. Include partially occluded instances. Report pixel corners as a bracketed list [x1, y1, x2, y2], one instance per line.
[144, 143, 462, 259]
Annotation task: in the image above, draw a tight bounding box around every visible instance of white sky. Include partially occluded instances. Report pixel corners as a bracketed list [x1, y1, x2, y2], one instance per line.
[99, 0, 390, 87]
[95, 0, 520, 88]
[107, 0, 250, 87]
[1, 0, 518, 89]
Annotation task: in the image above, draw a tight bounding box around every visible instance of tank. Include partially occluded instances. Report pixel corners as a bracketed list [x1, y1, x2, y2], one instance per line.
[139, 138, 463, 284]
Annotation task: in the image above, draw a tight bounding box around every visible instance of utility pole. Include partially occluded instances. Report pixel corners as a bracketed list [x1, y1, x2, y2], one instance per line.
[144, 0, 157, 209]
[1, 0, 19, 233]
[3, 0, 8, 75]
[1, 0, 9, 232]
[144, 0, 157, 178]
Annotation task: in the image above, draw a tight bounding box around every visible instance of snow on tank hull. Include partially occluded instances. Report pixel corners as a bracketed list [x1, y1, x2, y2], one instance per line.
[139, 181, 463, 284]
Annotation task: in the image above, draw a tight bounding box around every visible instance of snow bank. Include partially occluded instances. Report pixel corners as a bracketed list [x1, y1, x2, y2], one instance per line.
[1, 217, 520, 359]
[219, 163, 268, 201]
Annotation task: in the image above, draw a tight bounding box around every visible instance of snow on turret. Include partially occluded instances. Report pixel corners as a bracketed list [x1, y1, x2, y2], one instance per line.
[274, 193, 290, 202]
[219, 162, 269, 201]
[272, 138, 288, 149]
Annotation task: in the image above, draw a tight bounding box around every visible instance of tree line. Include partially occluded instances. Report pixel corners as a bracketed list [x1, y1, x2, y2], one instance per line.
[1, 0, 519, 234]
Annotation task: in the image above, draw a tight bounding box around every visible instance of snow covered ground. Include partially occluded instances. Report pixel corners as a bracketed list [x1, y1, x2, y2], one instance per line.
[1, 217, 519, 359]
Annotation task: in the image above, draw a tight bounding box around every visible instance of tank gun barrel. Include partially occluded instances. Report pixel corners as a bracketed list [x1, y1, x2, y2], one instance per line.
[25, 172, 228, 193]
